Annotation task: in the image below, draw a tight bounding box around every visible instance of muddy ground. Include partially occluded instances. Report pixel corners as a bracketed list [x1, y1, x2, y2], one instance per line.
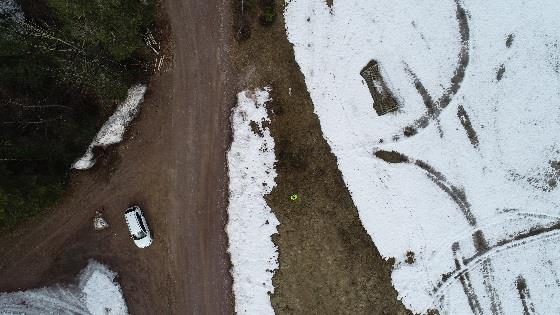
[230, 1, 411, 314]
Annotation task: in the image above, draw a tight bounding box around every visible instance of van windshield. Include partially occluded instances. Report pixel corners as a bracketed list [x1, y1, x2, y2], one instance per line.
[132, 230, 147, 240]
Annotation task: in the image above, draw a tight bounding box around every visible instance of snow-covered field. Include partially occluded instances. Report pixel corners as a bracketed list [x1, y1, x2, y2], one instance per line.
[73, 84, 147, 170]
[226, 88, 279, 314]
[0, 260, 128, 314]
[285, 0, 560, 314]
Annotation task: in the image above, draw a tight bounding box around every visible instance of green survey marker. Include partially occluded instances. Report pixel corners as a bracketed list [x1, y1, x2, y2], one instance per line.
[290, 194, 299, 201]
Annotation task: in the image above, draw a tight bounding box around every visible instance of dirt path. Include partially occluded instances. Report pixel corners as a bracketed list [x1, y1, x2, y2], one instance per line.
[164, 0, 234, 313]
[0, 0, 234, 314]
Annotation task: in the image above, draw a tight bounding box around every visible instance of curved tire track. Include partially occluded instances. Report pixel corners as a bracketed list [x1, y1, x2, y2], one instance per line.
[375, 150, 477, 226]
[431, 221, 560, 305]
[389, 0, 470, 142]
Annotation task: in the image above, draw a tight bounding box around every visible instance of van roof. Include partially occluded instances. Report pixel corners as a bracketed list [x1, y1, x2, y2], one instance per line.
[125, 208, 143, 234]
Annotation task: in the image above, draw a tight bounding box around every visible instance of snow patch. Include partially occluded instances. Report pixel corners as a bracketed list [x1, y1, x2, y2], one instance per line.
[226, 88, 279, 315]
[0, 0, 23, 21]
[285, 0, 560, 314]
[0, 260, 128, 314]
[73, 84, 147, 170]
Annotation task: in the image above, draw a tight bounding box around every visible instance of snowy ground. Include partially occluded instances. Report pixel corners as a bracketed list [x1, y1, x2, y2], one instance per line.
[226, 88, 279, 315]
[0, 260, 128, 315]
[285, 0, 560, 314]
[73, 84, 147, 170]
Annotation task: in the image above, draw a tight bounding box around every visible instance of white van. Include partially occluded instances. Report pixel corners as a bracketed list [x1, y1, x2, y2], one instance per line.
[124, 206, 153, 248]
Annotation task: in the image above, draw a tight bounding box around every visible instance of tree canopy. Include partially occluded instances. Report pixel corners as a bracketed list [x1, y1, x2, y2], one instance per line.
[0, 0, 156, 230]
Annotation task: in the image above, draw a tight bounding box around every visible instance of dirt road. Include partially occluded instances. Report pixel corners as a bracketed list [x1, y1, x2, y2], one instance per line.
[164, 0, 233, 312]
[0, 0, 234, 314]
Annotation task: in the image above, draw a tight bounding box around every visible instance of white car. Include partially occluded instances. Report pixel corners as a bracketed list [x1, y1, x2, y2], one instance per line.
[124, 206, 153, 248]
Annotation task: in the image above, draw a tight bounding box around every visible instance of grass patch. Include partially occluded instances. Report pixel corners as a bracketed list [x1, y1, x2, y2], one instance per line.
[232, 0, 276, 41]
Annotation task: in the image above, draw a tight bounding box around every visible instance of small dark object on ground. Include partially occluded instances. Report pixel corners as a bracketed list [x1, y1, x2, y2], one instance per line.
[405, 251, 415, 264]
[374, 150, 409, 163]
[496, 64, 506, 81]
[506, 34, 515, 48]
[360, 60, 400, 116]
[93, 209, 109, 231]
[403, 126, 417, 137]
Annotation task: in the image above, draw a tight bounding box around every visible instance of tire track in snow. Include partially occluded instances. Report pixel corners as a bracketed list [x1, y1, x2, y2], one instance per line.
[375, 148, 560, 315]
[374, 151, 477, 226]
[457, 105, 480, 149]
[473, 229, 506, 315]
[482, 259, 505, 315]
[432, 222, 560, 305]
[465, 221, 560, 265]
[516, 275, 536, 315]
[546, 260, 560, 287]
[391, 0, 471, 141]
[416, 159, 477, 226]
[452, 242, 484, 315]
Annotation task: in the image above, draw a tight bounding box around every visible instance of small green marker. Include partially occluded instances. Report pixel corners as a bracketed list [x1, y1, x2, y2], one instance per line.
[290, 193, 298, 201]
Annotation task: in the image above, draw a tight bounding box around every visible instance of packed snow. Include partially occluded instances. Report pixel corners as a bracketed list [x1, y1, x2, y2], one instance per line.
[73, 84, 147, 170]
[0, 0, 22, 19]
[0, 260, 128, 314]
[226, 88, 279, 315]
[285, 0, 560, 314]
